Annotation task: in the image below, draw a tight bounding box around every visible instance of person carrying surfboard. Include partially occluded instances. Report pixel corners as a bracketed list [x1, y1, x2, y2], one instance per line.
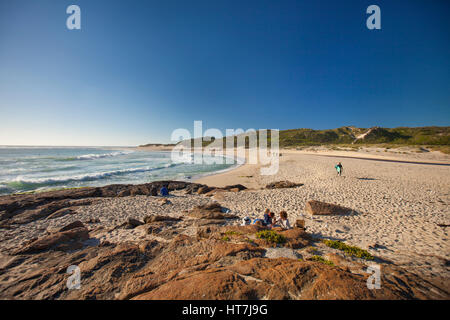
[335, 162, 343, 176]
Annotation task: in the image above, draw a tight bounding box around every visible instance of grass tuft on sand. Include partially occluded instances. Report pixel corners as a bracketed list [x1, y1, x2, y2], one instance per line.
[322, 240, 374, 260]
[256, 230, 286, 244]
[310, 255, 335, 266]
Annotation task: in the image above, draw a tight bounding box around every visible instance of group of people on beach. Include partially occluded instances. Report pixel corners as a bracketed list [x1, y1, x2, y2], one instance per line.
[242, 209, 291, 230]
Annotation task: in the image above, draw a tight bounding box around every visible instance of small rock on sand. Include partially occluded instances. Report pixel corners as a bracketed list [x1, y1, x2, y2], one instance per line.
[305, 200, 354, 216]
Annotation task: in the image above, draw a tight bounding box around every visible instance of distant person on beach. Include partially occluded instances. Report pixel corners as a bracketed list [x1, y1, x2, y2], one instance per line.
[160, 186, 169, 196]
[335, 162, 343, 176]
[276, 211, 291, 230]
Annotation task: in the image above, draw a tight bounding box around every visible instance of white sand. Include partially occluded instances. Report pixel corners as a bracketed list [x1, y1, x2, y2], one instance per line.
[196, 149, 450, 279]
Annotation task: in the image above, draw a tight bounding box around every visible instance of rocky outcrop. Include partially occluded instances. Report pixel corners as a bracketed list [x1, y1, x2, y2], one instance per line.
[196, 225, 311, 249]
[0, 183, 448, 300]
[265, 181, 304, 189]
[158, 198, 171, 205]
[133, 257, 392, 300]
[141, 216, 183, 238]
[0, 181, 206, 225]
[127, 218, 144, 228]
[14, 222, 90, 255]
[305, 200, 354, 215]
[143, 215, 181, 224]
[0, 223, 448, 300]
[198, 184, 247, 196]
[222, 184, 247, 191]
[196, 186, 212, 195]
[188, 203, 238, 220]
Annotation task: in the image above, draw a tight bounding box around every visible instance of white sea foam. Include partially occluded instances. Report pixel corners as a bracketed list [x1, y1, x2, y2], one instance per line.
[8, 164, 177, 186]
[75, 150, 134, 160]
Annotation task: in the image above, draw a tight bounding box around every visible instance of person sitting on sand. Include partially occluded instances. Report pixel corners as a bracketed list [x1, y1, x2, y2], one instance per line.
[268, 212, 277, 227]
[160, 185, 169, 196]
[241, 216, 251, 226]
[276, 211, 291, 230]
[335, 162, 343, 176]
[263, 209, 272, 226]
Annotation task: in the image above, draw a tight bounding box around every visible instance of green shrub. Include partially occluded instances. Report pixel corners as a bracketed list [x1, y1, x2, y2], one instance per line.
[322, 240, 374, 260]
[255, 230, 286, 244]
[221, 236, 231, 242]
[244, 238, 255, 244]
[310, 255, 334, 266]
[306, 246, 319, 253]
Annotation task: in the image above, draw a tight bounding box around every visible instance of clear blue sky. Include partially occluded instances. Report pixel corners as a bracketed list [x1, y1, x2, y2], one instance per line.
[0, 0, 449, 146]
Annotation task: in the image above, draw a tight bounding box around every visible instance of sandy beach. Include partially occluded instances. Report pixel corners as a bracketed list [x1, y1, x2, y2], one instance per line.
[195, 148, 450, 278]
[1, 147, 449, 298]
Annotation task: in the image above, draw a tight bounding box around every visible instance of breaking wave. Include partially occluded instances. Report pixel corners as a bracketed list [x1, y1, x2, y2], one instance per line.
[4, 163, 178, 189]
[62, 150, 135, 161]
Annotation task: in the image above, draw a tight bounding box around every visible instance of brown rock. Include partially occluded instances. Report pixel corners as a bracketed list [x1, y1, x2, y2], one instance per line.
[142, 220, 180, 237]
[279, 228, 311, 249]
[188, 202, 225, 219]
[58, 220, 85, 232]
[305, 200, 354, 216]
[138, 240, 160, 253]
[202, 185, 246, 196]
[294, 219, 305, 228]
[192, 203, 222, 213]
[0, 181, 206, 224]
[265, 181, 303, 189]
[118, 190, 131, 197]
[194, 219, 226, 227]
[188, 203, 236, 220]
[131, 254, 449, 300]
[46, 207, 78, 220]
[223, 184, 247, 191]
[190, 211, 225, 220]
[1, 223, 448, 300]
[158, 198, 171, 205]
[197, 186, 213, 195]
[144, 215, 181, 224]
[133, 269, 255, 300]
[15, 227, 89, 254]
[204, 188, 220, 197]
[127, 218, 144, 228]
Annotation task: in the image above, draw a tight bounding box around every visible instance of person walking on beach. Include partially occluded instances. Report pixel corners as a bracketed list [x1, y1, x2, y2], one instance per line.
[335, 162, 343, 176]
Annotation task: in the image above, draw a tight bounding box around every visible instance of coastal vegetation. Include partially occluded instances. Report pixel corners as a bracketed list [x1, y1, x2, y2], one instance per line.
[138, 143, 176, 147]
[322, 239, 374, 260]
[174, 126, 450, 150]
[255, 230, 286, 244]
[309, 255, 335, 266]
[278, 126, 449, 147]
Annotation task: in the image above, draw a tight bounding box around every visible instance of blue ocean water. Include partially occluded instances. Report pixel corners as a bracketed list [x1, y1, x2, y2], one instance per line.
[0, 147, 236, 195]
